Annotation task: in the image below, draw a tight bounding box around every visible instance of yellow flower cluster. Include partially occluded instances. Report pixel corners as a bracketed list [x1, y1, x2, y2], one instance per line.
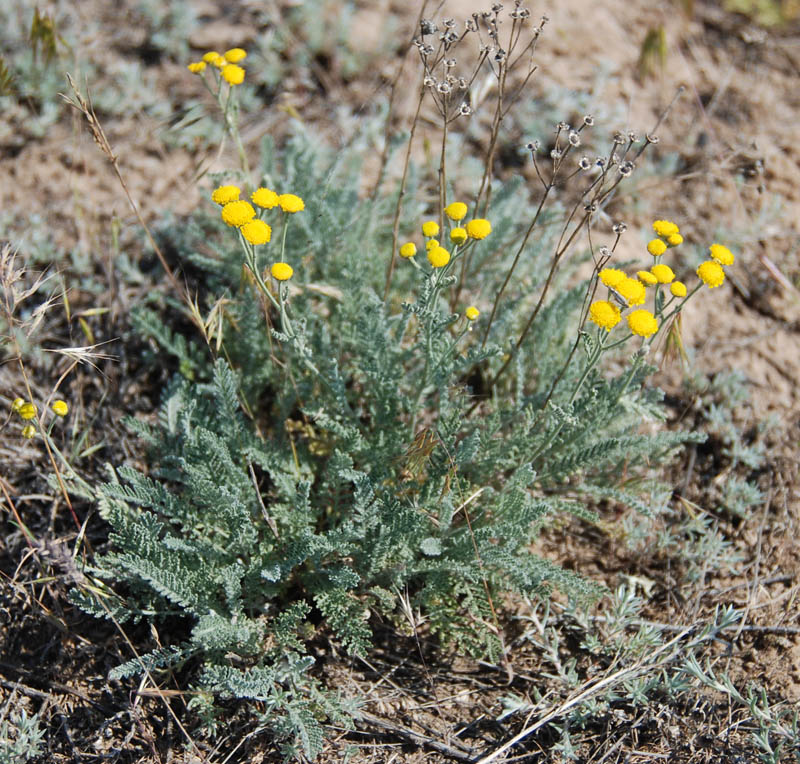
[188, 49, 248, 86]
[10, 397, 68, 438]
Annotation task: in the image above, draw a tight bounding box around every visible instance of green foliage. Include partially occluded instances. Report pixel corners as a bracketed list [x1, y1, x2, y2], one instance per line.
[0, 708, 45, 764]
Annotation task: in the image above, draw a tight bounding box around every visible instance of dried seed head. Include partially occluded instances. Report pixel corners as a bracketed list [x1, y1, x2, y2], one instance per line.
[598, 245, 611, 257]
[457, 77, 468, 89]
[459, 102, 472, 116]
[445, 57, 457, 68]
[437, 81, 452, 94]
[584, 202, 598, 212]
[627, 130, 638, 142]
[613, 221, 627, 234]
[494, 48, 507, 62]
[526, 140, 540, 151]
[579, 156, 591, 170]
[557, 121, 570, 131]
[613, 131, 626, 144]
[446, 74, 457, 85]
[442, 31, 458, 44]
[519, 8, 531, 18]
[646, 133, 659, 144]
[568, 130, 581, 147]
[619, 160, 634, 176]
[421, 44, 434, 56]
[550, 148, 562, 160]
[492, 3, 504, 11]
[443, 17, 456, 28]
[595, 156, 606, 167]
[466, 17, 478, 31]
[421, 19, 438, 35]
[583, 114, 594, 126]
[424, 76, 435, 87]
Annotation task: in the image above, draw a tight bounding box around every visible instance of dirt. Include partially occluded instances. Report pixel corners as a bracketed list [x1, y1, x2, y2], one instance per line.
[1, 0, 799, 762]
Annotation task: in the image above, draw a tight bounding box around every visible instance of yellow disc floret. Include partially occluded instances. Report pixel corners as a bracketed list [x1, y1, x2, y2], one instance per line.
[653, 220, 679, 238]
[399, 242, 417, 258]
[465, 219, 491, 240]
[697, 260, 725, 288]
[616, 277, 647, 306]
[11, 397, 25, 413]
[709, 243, 734, 266]
[21, 424, 36, 439]
[650, 264, 675, 283]
[465, 306, 480, 321]
[251, 187, 279, 209]
[52, 400, 69, 417]
[427, 246, 451, 268]
[222, 64, 245, 85]
[202, 51, 222, 63]
[637, 270, 658, 286]
[224, 48, 247, 63]
[187, 62, 207, 74]
[279, 194, 305, 213]
[450, 227, 468, 245]
[426, 238, 439, 250]
[221, 200, 256, 227]
[270, 262, 293, 281]
[627, 309, 659, 337]
[19, 402, 37, 420]
[422, 221, 439, 237]
[667, 233, 683, 246]
[670, 281, 687, 298]
[647, 238, 668, 257]
[589, 300, 622, 330]
[241, 219, 272, 245]
[599, 267, 626, 288]
[444, 202, 468, 221]
[211, 185, 241, 205]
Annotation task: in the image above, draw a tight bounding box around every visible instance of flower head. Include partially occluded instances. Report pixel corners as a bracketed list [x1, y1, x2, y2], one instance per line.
[426, 238, 439, 250]
[697, 260, 725, 288]
[270, 262, 293, 281]
[187, 61, 207, 74]
[647, 238, 667, 257]
[465, 218, 491, 240]
[637, 270, 658, 286]
[19, 402, 37, 420]
[670, 281, 687, 298]
[667, 233, 683, 246]
[399, 242, 417, 258]
[589, 300, 622, 330]
[650, 263, 675, 283]
[450, 227, 468, 245]
[278, 194, 305, 213]
[21, 424, 36, 439]
[653, 220, 680, 238]
[11, 397, 24, 413]
[422, 220, 440, 237]
[709, 243, 734, 266]
[211, 185, 241, 205]
[221, 200, 256, 227]
[627, 309, 658, 337]
[251, 187, 279, 209]
[465, 306, 480, 321]
[427, 246, 451, 268]
[241, 219, 272, 245]
[224, 48, 247, 63]
[222, 64, 245, 85]
[616, 277, 647, 306]
[444, 202, 468, 221]
[598, 267, 626, 288]
[202, 51, 223, 64]
[52, 400, 69, 417]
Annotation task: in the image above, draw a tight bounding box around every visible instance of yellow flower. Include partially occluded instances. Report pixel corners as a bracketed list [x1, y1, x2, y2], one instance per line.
[187, 61, 207, 74]
[21, 424, 36, 439]
[637, 270, 658, 286]
[667, 233, 683, 246]
[279, 194, 305, 213]
[653, 220, 679, 238]
[465, 306, 480, 321]
[627, 309, 658, 337]
[270, 262, 294, 281]
[427, 246, 451, 268]
[589, 300, 622, 330]
[598, 267, 626, 288]
[650, 264, 675, 283]
[616, 277, 647, 306]
[52, 400, 69, 417]
[202, 51, 222, 63]
[450, 227, 468, 245]
[426, 238, 439, 250]
[221, 200, 256, 227]
[399, 242, 417, 258]
[224, 48, 247, 63]
[709, 243, 734, 266]
[211, 185, 241, 205]
[251, 187, 279, 209]
[11, 397, 24, 413]
[19, 402, 37, 420]
[444, 202, 468, 221]
[465, 219, 491, 240]
[647, 238, 667, 257]
[222, 64, 245, 85]
[241, 220, 272, 245]
[670, 281, 687, 298]
[697, 260, 725, 288]
[422, 220, 439, 237]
